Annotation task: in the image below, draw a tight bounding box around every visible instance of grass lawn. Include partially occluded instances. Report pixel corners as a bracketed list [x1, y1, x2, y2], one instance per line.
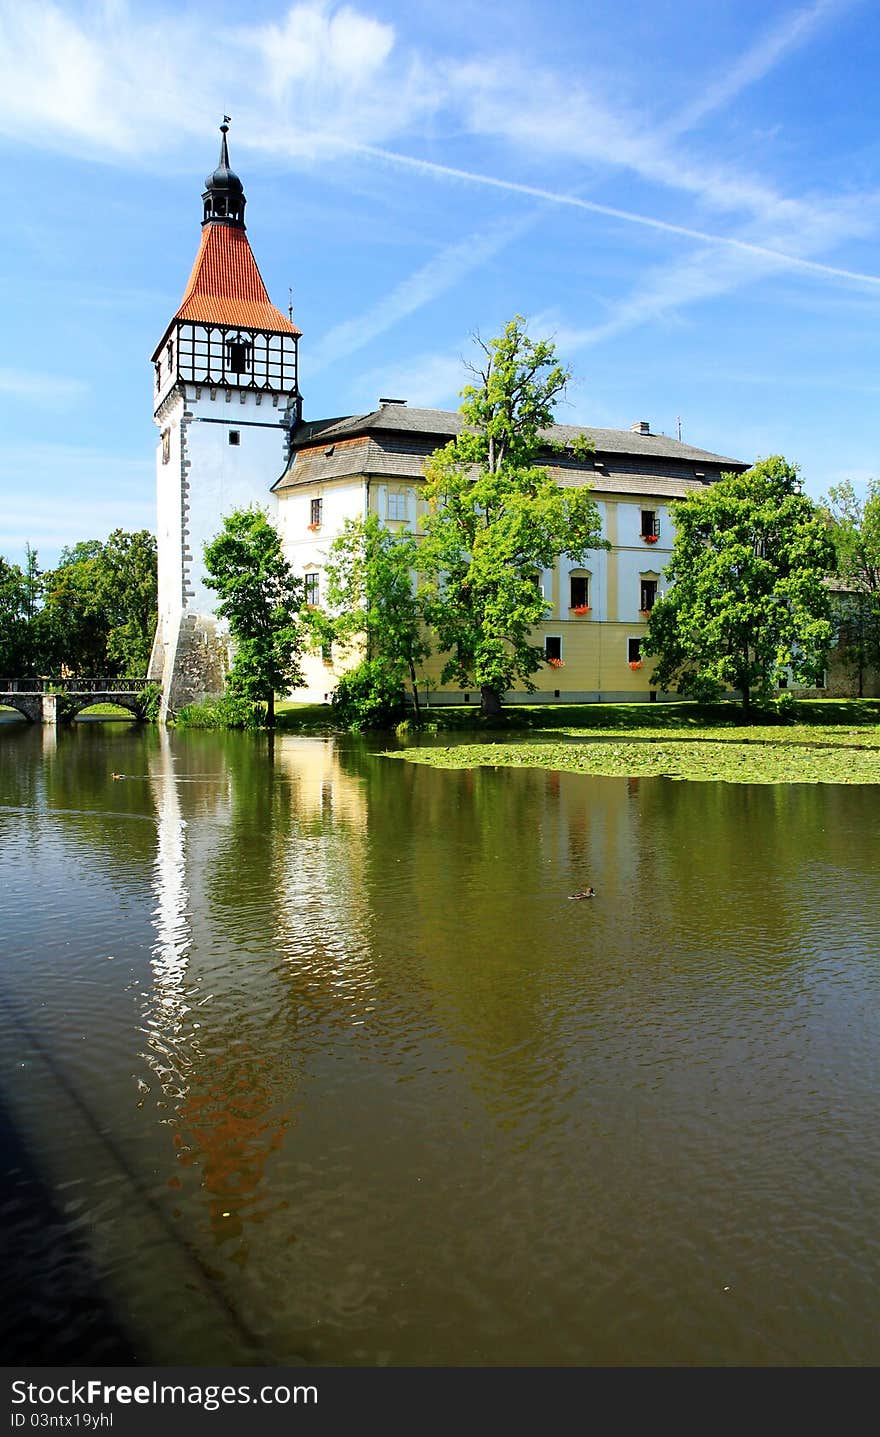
[275, 701, 342, 733]
[74, 703, 138, 718]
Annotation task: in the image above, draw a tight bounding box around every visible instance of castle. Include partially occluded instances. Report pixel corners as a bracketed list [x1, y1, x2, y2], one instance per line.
[149, 126, 748, 715]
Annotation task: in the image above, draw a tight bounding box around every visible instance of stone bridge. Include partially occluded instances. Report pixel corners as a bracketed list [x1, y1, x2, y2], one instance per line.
[0, 678, 157, 723]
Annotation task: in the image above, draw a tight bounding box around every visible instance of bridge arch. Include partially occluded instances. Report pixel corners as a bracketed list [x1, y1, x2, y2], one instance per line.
[0, 696, 42, 723]
[71, 699, 144, 721]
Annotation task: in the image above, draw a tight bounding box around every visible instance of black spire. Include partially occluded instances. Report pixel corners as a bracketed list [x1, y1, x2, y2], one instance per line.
[202, 117, 246, 228]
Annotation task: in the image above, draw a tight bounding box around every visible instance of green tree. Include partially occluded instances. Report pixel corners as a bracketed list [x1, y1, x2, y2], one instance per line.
[0, 556, 33, 674]
[38, 530, 157, 676]
[102, 529, 159, 674]
[203, 508, 304, 728]
[418, 316, 605, 716]
[642, 456, 835, 714]
[318, 512, 431, 722]
[822, 479, 880, 697]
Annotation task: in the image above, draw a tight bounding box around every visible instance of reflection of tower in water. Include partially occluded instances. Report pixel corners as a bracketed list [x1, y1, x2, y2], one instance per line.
[145, 733, 377, 1262]
[146, 731, 290, 1253]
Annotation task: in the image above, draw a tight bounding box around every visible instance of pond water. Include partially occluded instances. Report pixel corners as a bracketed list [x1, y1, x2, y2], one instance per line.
[1, 717, 879, 1366]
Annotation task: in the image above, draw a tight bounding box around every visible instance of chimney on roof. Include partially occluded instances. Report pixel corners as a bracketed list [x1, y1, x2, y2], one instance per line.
[631, 420, 651, 435]
[379, 397, 407, 406]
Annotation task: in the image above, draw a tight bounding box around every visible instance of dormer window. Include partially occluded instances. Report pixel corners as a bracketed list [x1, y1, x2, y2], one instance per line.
[226, 338, 252, 375]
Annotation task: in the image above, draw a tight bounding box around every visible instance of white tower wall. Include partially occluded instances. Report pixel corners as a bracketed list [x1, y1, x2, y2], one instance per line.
[149, 382, 289, 714]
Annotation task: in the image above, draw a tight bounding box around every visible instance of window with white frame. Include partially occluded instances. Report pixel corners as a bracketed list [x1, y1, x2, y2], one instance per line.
[387, 491, 408, 521]
[570, 574, 590, 610]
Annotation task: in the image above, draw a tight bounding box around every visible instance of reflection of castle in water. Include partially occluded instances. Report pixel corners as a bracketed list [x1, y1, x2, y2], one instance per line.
[145, 732, 375, 1254]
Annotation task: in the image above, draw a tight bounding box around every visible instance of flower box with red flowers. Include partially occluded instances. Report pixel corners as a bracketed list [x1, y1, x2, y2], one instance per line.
[628, 660, 643, 670]
[307, 522, 321, 531]
[642, 533, 659, 543]
[571, 605, 591, 616]
[547, 657, 565, 668]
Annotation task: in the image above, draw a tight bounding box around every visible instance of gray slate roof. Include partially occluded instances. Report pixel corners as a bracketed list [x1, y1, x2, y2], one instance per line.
[273, 402, 747, 494]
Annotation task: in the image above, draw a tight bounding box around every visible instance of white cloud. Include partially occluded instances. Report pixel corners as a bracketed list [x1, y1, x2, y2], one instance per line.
[245, 3, 394, 98]
[0, 369, 87, 401]
[2, 0, 877, 358]
[0, 1, 431, 164]
[353, 351, 469, 410]
[309, 215, 534, 373]
[661, 0, 859, 140]
[349, 145, 880, 290]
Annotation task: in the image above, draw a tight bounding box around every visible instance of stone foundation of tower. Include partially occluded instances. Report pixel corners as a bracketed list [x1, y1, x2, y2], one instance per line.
[149, 611, 233, 719]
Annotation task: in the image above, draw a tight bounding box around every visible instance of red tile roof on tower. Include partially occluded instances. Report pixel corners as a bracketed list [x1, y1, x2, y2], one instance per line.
[172, 223, 301, 335]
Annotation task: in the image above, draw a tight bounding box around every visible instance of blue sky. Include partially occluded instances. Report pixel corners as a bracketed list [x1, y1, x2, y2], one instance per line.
[2, 0, 879, 567]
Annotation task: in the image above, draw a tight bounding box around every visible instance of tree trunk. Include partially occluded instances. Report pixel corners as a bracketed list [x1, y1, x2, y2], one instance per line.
[741, 682, 750, 717]
[266, 690, 276, 728]
[480, 685, 502, 717]
[408, 660, 422, 724]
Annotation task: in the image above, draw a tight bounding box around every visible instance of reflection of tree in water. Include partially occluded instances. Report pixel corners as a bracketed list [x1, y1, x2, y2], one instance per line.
[334, 743, 635, 1130]
[629, 775, 880, 982]
[0, 722, 42, 811]
[36, 722, 160, 881]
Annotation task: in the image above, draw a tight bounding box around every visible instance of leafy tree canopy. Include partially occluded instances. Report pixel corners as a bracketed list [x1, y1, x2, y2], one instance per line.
[317, 512, 431, 721]
[203, 508, 304, 727]
[821, 479, 880, 696]
[418, 316, 606, 715]
[0, 556, 33, 675]
[39, 529, 157, 676]
[1, 531, 157, 678]
[642, 456, 835, 713]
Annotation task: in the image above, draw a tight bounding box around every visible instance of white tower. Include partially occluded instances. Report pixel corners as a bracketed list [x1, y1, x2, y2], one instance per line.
[148, 122, 302, 715]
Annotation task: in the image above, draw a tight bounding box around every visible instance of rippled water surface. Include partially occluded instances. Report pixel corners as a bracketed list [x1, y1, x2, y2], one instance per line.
[1, 717, 879, 1366]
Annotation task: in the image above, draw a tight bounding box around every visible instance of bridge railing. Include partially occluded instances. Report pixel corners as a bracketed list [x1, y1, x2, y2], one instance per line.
[0, 677, 153, 694]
